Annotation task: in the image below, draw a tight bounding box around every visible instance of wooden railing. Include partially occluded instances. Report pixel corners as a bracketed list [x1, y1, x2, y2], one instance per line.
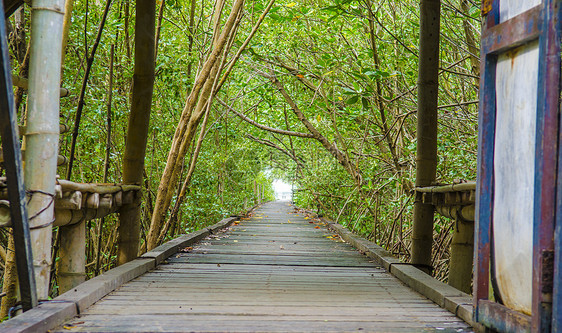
[415, 181, 475, 294]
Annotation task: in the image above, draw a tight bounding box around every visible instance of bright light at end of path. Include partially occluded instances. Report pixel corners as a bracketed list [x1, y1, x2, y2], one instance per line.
[273, 180, 292, 201]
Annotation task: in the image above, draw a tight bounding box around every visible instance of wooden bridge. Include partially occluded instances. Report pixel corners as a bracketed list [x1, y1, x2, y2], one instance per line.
[1, 0, 562, 331]
[2, 201, 472, 332]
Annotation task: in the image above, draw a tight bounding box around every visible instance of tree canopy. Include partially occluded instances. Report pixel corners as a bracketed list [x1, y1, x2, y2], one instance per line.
[0, 0, 481, 308]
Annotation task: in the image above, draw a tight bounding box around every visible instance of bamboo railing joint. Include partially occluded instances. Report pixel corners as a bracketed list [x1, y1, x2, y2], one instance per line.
[0, 179, 142, 228]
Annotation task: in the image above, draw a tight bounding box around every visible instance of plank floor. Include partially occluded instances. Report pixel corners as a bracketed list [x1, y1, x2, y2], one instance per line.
[54, 201, 472, 332]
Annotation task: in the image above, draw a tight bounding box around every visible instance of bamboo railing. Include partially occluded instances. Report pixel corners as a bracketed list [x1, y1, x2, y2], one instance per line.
[415, 180, 475, 294]
[0, 178, 141, 227]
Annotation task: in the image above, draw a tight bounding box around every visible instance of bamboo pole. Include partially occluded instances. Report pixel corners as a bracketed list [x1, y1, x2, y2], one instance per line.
[25, 0, 66, 300]
[96, 43, 114, 276]
[11, 74, 69, 97]
[410, 0, 440, 274]
[57, 222, 85, 293]
[118, 0, 156, 265]
[0, 149, 68, 165]
[448, 219, 474, 293]
[415, 181, 476, 193]
[60, 0, 75, 68]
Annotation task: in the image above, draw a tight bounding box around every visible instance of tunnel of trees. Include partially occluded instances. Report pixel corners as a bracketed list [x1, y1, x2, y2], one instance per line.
[0, 0, 481, 318]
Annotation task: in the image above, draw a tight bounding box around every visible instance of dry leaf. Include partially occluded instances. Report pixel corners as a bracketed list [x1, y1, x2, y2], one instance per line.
[180, 246, 193, 253]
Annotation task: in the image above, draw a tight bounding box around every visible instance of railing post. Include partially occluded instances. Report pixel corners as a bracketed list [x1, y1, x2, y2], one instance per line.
[411, 0, 441, 273]
[26, 0, 66, 299]
[448, 219, 474, 293]
[118, 0, 156, 263]
[57, 222, 86, 293]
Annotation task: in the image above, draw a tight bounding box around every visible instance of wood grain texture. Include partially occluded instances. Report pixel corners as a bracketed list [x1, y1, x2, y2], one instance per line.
[53, 202, 472, 332]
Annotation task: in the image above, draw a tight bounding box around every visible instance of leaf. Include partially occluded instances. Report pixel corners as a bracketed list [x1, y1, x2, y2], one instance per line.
[180, 246, 193, 253]
[342, 87, 356, 94]
[346, 95, 359, 105]
[361, 97, 369, 109]
[269, 13, 283, 21]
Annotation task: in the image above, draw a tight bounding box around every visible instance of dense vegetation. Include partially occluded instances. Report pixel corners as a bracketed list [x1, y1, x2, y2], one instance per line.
[0, 0, 481, 308]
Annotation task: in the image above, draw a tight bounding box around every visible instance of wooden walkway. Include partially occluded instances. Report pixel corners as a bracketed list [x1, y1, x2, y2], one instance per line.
[54, 201, 471, 332]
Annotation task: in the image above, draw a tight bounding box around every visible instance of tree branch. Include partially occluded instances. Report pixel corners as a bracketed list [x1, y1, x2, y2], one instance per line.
[246, 134, 305, 169]
[217, 98, 313, 138]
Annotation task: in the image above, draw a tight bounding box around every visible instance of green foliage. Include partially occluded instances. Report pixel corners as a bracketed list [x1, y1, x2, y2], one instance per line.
[3, 0, 481, 289]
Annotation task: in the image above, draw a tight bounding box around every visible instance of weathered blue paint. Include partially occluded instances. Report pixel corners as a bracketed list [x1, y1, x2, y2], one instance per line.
[474, 0, 500, 321]
[549, 0, 562, 330]
[532, 1, 560, 331]
[476, 0, 562, 331]
[480, 6, 542, 54]
[474, 54, 497, 311]
[478, 300, 532, 333]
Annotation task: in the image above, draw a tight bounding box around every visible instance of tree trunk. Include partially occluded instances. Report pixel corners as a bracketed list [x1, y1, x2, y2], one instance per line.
[60, 0, 75, 68]
[117, 0, 156, 265]
[410, 0, 440, 273]
[0, 234, 19, 318]
[146, 0, 245, 251]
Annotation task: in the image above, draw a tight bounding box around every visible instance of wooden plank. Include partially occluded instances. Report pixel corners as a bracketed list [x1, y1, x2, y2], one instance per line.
[325, 215, 474, 326]
[0, 301, 77, 333]
[49, 202, 470, 332]
[56, 258, 155, 312]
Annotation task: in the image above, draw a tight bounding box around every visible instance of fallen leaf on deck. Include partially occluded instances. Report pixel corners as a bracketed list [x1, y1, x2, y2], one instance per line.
[180, 246, 193, 253]
[314, 226, 320, 229]
[63, 321, 84, 329]
[280, 245, 285, 250]
[233, 240, 238, 243]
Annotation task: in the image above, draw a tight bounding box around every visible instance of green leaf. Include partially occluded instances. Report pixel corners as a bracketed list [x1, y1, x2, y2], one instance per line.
[361, 97, 369, 109]
[346, 95, 359, 105]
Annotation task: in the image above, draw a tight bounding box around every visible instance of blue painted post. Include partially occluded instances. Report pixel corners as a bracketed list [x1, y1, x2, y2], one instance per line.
[532, 0, 561, 330]
[473, 0, 500, 320]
